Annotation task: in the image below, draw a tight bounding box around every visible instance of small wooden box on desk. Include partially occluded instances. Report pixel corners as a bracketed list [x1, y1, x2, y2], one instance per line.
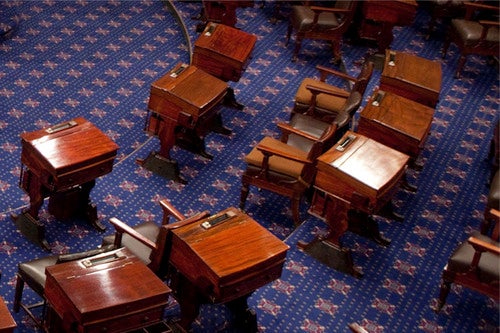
[358, 89, 434, 169]
[12, 117, 119, 250]
[301, 131, 409, 277]
[193, 22, 257, 83]
[169, 207, 289, 330]
[380, 49, 442, 108]
[44, 247, 171, 333]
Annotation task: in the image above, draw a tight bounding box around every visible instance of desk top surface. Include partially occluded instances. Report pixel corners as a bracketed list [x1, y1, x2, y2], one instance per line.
[20, 117, 119, 174]
[170, 207, 289, 280]
[45, 247, 170, 317]
[317, 131, 409, 191]
[361, 89, 435, 140]
[0, 296, 16, 330]
[381, 50, 442, 94]
[194, 23, 257, 62]
[151, 63, 227, 108]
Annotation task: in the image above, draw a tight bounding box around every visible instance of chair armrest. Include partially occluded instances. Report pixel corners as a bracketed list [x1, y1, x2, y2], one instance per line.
[468, 236, 500, 256]
[277, 122, 326, 141]
[109, 217, 157, 250]
[164, 210, 211, 231]
[464, 2, 499, 20]
[316, 65, 357, 83]
[305, 84, 351, 99]
[310, 6, 351, 14]
[159, 198, 186, 224]
[256, 139, 313, 165]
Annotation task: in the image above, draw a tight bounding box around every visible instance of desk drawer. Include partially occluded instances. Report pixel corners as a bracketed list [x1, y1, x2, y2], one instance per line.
[51, 157, 115, 190]
[82, 305, 165, 333]
[216, 260, 285, 303]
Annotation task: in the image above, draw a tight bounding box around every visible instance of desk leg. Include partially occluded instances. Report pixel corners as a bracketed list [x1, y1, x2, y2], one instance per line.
[227, 294, 258, 333]
[12, 170, 50, 251]
[347, 209, 391, 247]
[223, 87, 244, 110]
[300, 197, 363, 278]
[137, 117, 187, 183]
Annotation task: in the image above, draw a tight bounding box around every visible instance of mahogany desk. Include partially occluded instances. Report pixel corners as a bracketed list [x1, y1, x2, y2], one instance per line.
[44, 247, 170, 333]
[169, 207, 289, 331]
[193, 22, 256, 109]
[380, 50, 442, 108]
[300, 131, 409, 277]
[11, 118, 119, 250]
[358, 89, 434, 170]
[0, 296, 16, 333]
[359, 0, 417, 54]
[138, 63, 228, 183]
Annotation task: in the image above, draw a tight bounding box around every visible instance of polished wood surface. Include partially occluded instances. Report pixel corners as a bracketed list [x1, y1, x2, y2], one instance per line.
[147, 63, 227, 121]
[169, 207, 289, 303]
[315, 131, 409, 211]
[358, 89, 434, 159]
[302, 132, 409, 277]
[44, 247, 170, 333]
[13, 117, 119, 249]
[20, 117, 118, 190]
[380, 50, 442, 108]
[140, 63, 228, 181]
[359, 0, 417, 53]
[193, 23, 256, 82]
[0, 296, 16, 333]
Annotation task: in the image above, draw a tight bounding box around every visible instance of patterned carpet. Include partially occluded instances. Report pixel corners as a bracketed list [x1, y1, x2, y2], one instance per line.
[0, 1, 498, 332]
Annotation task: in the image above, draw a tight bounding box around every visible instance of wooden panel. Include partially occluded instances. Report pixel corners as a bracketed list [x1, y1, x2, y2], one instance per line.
[169, 208, 289, 303]
[0, 296, 16, 333]
[380, 50, 442, 108]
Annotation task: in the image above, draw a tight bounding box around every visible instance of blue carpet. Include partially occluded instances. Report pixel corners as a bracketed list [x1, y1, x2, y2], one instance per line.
[0, 1, 498, 332]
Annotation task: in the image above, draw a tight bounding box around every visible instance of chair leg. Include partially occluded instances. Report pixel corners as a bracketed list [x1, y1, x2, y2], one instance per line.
[292, 36, 302, 62]
[286, 22, 292, 46]
[435, 279, 451, 312]
[239, 183, 250, 211]
[455, 54, 467, 79]
[291, 196, 301, 226]
[13, 274, 24, 313]
[442, 36, 451, 59]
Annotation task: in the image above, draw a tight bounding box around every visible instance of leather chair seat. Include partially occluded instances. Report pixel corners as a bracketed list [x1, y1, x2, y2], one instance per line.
[244, 137, 308, 180]
[447, 230, 500, 284]
[102, 221, 160, 265]
[290, 6, 341, 31]
[488, 170, 500, 209]
[451, 18, 499, 46]
[289, 114, 331, 139]
[295, 78, 348, 114]
[18, 256, 58, 297]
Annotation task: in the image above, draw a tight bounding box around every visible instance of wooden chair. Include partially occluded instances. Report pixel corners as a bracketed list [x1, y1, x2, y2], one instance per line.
[239, 121, 338, 226]
[434, 208, 500, 312]
[102, 199, 210, 278]
[12, 245, 115, 328]
[285, 0, 357, 62]
[442, 1, 499, 78]
[292, 61, 374, 124]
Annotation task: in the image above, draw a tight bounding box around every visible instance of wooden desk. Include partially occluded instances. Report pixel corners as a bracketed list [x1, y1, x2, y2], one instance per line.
[193, 23, 256, 83]
[0, 296, 16, 333]
[138, 63, 228, 183]
[193, 22, 256, 109]
[11, 118, 119, 250]
[358, 89, 434, 167]
[359, 0, 417, 53]
[300, 131, 409, 277]
[44, 247, 170, 333]
[380, 50, 442, 108]
[199, 1, 254, 29]
[169, 207, 289, 331]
